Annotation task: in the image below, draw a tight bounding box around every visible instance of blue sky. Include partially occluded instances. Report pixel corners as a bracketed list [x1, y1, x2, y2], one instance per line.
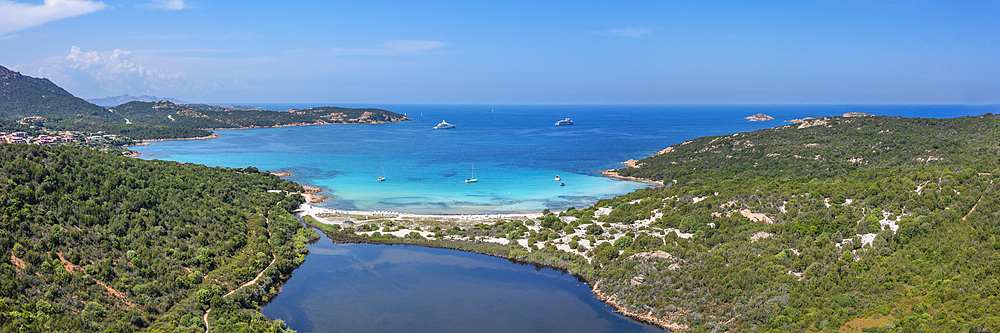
[0, 0, 997, 104]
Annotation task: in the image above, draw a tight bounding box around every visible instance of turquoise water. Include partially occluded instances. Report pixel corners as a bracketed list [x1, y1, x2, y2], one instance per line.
[259, 230, 663, 332]
[133, 104, 996, 214]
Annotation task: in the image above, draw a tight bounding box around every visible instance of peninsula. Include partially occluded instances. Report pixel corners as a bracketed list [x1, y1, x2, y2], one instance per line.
[0, 65, 410, 146]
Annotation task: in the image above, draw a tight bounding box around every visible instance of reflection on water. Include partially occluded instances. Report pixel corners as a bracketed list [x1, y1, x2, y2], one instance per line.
[261, 231, 663, 333]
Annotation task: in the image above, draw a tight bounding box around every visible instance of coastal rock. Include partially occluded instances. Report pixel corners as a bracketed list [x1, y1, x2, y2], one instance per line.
[744, 113, 774, 121]
[843, 112, 873, 117]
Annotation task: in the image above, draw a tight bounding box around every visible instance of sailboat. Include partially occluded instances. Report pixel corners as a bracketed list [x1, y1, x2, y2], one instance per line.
[465, 163, 478, 183]
[377, 165, 386, 182]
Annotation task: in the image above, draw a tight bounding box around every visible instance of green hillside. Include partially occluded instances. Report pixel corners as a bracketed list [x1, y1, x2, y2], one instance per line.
[582, 114, 1000, 331]
[0, 144, 316, 332]
[0, 66, 119, 122]
[113, 101, 411, 129]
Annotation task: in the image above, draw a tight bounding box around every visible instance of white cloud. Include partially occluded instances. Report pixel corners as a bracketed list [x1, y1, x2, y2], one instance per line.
[603, 27, 651, 37]
[15, 46, 187, 97]
[330, 40, 447, 56]
[0, 0, 107, 35]
[148, 0, 186, 10]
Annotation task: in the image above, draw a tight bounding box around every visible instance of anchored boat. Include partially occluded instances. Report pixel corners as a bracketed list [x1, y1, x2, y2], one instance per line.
[434, 120, 455, 129]
[465, 163, 478, 183]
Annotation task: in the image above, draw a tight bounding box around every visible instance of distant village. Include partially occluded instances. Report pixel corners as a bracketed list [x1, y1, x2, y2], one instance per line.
[0, 131, 76, 145]
[0, 116, 113, 145]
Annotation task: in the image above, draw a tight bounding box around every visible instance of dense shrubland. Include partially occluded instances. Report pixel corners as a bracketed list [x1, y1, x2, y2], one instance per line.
[0, 144, 315, 332]
[595, 114, 1000, 331]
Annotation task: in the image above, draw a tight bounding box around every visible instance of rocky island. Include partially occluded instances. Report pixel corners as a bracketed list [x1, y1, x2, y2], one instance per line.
[744, 113, 774, 121]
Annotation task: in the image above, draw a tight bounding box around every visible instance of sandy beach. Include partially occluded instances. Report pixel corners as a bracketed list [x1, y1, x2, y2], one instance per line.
[600, 169, 664, 186]
[139, 133, 221, 142]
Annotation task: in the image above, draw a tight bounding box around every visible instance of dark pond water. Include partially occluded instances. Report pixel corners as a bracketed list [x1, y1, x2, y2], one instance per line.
[260, 230, 663, 332]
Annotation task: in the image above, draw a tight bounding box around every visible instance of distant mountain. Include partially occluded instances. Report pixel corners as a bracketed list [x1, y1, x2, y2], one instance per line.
[86, 94, 189, 106]
[112, 100, 411, 129]
[0, 65, 120, 121]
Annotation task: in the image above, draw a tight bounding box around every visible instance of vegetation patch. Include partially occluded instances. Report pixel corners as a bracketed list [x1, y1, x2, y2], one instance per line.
[0, 144, 315, 332]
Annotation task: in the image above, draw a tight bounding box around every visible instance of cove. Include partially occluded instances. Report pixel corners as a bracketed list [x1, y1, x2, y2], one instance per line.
[261, 230, 663, 332]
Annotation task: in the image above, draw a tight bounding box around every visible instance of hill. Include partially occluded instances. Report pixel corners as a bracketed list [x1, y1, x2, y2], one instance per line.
[0, 65, 119, 122]
[0, 65, 409, 143]
[585, 114, 1000, 331]
[112, 100, 410, 129]
[86, 94, 188, 106]
[0, 144, 316, 332]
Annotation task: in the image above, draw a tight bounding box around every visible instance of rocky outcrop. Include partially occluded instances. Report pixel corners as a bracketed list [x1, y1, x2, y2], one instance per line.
[745, 113, 774, 121]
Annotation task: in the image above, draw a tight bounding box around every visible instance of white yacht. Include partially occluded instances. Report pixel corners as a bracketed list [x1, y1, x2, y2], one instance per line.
[555, 117, 573, 125]
[434, 120, 455, 129]
[554, 175, 561, 181]
[465, 163, 478, 183]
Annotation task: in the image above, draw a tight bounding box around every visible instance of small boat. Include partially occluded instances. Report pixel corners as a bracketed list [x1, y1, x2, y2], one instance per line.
[554, 175, 561, 181]
[465, 163, 478, 183]
[378, 165, 386, 181]
[560, 183, 565, 186]
[555, 117, 573, 126]
[434, 120, 455, 129]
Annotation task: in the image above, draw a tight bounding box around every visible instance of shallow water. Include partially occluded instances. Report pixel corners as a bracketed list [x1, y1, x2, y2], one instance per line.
[132, 104, 994, 213]
[259, 231, 664, 333]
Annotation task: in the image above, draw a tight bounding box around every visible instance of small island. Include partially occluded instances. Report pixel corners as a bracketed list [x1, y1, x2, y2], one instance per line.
[744, 113, 774, 121]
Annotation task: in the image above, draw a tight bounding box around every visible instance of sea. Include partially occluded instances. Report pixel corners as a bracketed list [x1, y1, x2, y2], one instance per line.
[132, 104, 997, 332]
[131, 104, 997, 215]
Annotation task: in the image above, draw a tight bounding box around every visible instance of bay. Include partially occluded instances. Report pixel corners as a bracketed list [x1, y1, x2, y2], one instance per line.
[131, 104, 993, 214]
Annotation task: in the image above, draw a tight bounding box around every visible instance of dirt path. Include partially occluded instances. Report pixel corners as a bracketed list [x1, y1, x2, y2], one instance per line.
[963, 194, 985, 221]
[205, 203, 280, 333]
[203, 309, 211, 333]
[224, 232, 277, 297]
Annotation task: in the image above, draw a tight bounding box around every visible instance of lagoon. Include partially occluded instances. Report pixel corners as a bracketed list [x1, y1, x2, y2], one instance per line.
[260, 231, 663, 332]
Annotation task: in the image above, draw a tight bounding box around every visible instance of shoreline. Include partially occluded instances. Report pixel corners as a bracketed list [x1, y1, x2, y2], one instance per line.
[136, 132, 222, 143]
[196, 118, 409, 131]
[293, 202, 682, 331]
[124, 118, 410, 147]
[600, 169, 665, 186]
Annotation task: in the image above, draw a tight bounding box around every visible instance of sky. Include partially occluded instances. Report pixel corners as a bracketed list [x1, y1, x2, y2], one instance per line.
[0, 0, 997, 104]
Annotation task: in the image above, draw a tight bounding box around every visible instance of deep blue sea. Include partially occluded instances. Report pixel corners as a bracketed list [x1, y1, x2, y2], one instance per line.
[133, 104, 997, 214]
